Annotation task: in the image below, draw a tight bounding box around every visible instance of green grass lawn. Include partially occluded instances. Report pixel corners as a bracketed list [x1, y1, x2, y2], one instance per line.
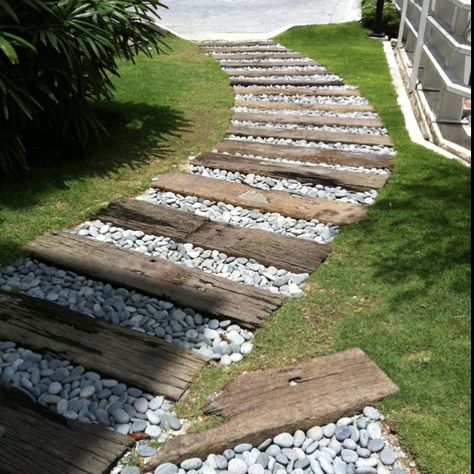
[175, 24, 471, 474]
[0, 34, 233, 265]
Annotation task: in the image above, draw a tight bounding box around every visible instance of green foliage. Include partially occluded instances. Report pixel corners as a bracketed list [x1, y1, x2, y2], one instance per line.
[361, 0, 401, 38]
[0, 0, 166, 176]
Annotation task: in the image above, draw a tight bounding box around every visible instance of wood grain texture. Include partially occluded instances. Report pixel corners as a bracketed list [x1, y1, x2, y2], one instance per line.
[153, 172, 367, 225]
[200, 40, 276, 47]
[193, 153, 388, 192]
[97, 198, 330, 274]
[145, 349, 399, 469]
[234, 99, 374, 112]
[228, 125, 393, 147]
[24, 233, 284, 329]
[202, 47, 294, 53]
[234, 86, 360, 97]
[215, 140, 393, 169]
[0, 382, 133, 474]
[230, 78, 344, 87]
[0, 291, 208, 401]
[232, 111, 384, 128]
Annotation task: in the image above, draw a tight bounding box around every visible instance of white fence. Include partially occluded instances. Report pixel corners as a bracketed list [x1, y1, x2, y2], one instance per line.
[394, 0, 471, 123]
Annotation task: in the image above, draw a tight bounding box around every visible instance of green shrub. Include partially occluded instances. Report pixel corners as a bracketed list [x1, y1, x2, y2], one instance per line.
[0, 0, 166, 177]
[361, 0, 401, 38]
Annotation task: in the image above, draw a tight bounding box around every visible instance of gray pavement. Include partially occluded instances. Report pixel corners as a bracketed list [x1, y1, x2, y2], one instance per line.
[152, 0, 362, 40]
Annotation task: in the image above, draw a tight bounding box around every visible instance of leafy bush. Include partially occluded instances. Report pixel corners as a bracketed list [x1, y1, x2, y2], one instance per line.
[0, 0, 166, 176]
[361, 0, 401, 38]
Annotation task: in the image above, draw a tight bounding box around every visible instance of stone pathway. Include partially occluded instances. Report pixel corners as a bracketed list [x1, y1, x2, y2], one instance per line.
[0, 40, 406, 474]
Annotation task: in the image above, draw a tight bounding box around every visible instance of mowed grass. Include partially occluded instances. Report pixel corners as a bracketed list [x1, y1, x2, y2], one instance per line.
[176, 24, 471, 474]
[0, 35, 233, 265]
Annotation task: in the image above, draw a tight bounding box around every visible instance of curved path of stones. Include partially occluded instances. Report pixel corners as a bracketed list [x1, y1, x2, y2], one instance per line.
[0, 41, 406, 474]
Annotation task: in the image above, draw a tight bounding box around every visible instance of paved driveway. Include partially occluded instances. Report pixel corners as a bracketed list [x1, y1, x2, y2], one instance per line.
[153, 0, 361, 40]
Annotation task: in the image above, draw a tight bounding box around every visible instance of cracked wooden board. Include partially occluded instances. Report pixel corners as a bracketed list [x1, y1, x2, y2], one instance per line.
[0, 291, 208, 401]
[0, 382, 133, 474]
[152, 172, 367, 226]
[215, 140, 393, 169]
[97, 198, 330, 274]
[24, 232, 284, 330]
[192, 153, 388, 192]
[145, 348, 399, 470]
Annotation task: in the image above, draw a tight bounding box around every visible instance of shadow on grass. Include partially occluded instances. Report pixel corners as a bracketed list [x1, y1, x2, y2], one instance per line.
[0, 102, 191, 210]
[354, 153, 471, 308]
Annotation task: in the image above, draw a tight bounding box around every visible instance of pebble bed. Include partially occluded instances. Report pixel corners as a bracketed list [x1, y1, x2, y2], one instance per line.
[226, 136, 394, 157]
[0, 341, 182, 439]
[232, 107, 380, 120]
[145, 408, 407, 474]
[236, 94, 369, 106]
[205, 45, 288, 51]
[223, 66, 327, 73]
[0, 259, 254, 364]
[231, 121, 389, 137]
[139, 190, 339, 244]
[217, 152, 391, 176]
[219, 58, 316, 64]
[74, 221, 308, 297]
[191, 166, 377, 205]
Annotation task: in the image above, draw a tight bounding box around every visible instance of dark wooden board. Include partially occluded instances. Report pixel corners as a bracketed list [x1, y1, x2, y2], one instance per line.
[193, 153, 388, 192]
[0, 291, 208, 401]
[228, 125, 394, 147]
[234, 86, 360, 97]
[232, 111, 384, 128]
[227, 69, 331, 77]
[230, 78, 344, 87]
[145, 348, 399, 469]
[214, 53, 306, 60]
[217, 60, 318, 68]
[153, 172, 367, 225]
[234, 99, 374, 112]
[0, 382, 133, 474]
[97, 198, 330, 274]
[216, 140, 393, 169]
[24, 233, 284, 330]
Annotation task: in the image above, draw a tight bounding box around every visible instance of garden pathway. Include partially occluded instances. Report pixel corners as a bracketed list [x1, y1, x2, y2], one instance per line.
[0, 41, 400, 474]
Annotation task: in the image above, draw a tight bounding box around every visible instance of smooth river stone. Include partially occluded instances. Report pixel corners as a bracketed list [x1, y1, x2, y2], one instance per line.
[273, 433, 294, 448]
[181, 458, 203, 471]
[379, 448, 397, 465]
[335, 426, 352, 442]
[228, 458, 248, 474]
[154, 463, 179, 474]
[367, 438, 384, 453]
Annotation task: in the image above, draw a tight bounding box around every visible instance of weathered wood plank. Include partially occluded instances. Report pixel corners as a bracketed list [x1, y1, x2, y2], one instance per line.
[228, 125, 394, 147]
[152, 172, 367, 225]
[234, 86, 360, 97]
[234, 99, 374, 113]
[24, 233, 284, 330]
[193, 153, 388, 192]
[97, 198, 330, 274]
[215, 140, 393, 169]
[227, 69, 331, 77]
[0, 291, 208, 401]
[145, 349, 399, 469]
[0, 382, 133, 474]
[230, 78, 344, 87]
[214, 53, 306, 60]
[216, 60, 318, 68]
[202, 47, 292, 53]
[232, 111, 384, 128]
[200, 40, 276, 47]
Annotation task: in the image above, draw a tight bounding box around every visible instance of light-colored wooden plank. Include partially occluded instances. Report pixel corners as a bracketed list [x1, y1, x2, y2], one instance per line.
[216, 140, 393, 169]
[228, 125, 394, 147]
[97, 199, 330, 274]
[217, 60, 318, 68]
[145, 349, 399, 470]
[0, 291, 208, 401]
[232, 111, 384, 128]
[193, 152, 388, 192]
[24, 233, 284, 330]
[227, 69, 331, 77]
[214, 52, 306, 60]
[152, 172, 367, 225]
[234, 99, 374, 112]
